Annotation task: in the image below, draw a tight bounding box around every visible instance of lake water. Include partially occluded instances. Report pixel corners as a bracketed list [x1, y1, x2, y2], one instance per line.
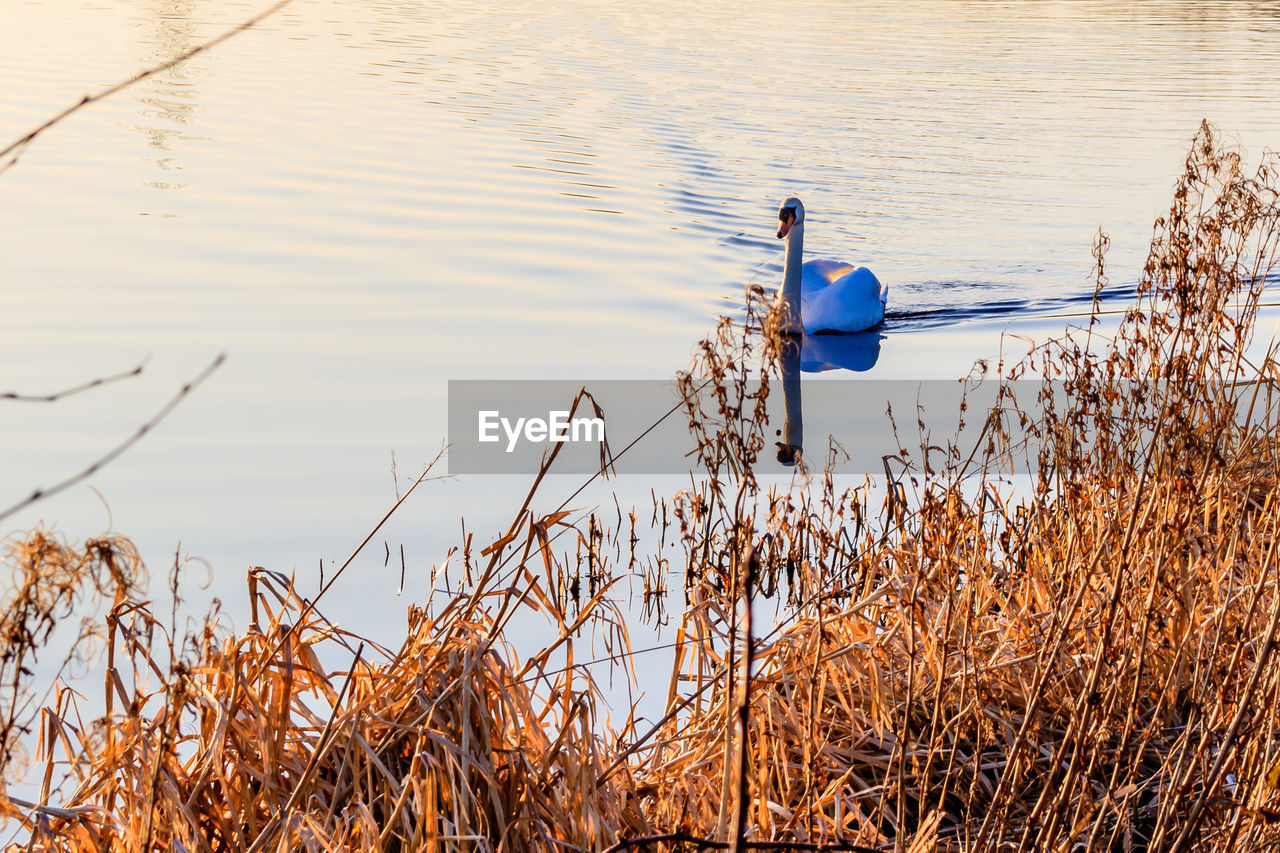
[4, 0, 1280, 643]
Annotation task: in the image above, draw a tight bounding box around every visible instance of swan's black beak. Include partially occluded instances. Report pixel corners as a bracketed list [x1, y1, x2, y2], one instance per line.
[777, 208, 796, 239]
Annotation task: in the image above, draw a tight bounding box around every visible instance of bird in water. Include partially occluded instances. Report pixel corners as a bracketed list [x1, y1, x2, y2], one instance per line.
[775, 196, 887, 334]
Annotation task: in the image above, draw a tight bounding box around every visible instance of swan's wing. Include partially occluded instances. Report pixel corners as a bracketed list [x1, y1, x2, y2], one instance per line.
[831, 266, 885, 304]
[805, 265, 886, 333]
[804, 260, 887, 303]
[802, 259, 855, 291]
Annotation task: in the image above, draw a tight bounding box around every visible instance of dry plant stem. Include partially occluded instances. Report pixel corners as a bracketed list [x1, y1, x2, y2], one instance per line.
[0, 363, 145, 403]
[0, 0, 295, 173]
[552, 387, 700, 517]
[243, 644, 366, 853]
[255, 446, 447, 674]
[0, 354, 224, 524]
[1168, 531, 1280, 852]
[730, 544, 758, 853]
[469, 390, 605, 603]
[1016, 418, 1168, 847]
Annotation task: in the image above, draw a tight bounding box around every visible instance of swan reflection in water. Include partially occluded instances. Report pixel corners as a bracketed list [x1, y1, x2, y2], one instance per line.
[775, 330, 884, 468]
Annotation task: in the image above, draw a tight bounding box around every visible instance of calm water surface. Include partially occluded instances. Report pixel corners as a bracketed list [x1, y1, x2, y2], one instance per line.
[3, 0, 1280, 638]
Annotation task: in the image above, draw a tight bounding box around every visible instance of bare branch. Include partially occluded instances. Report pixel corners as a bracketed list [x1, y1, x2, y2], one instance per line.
[0, 354, 225, 523]
[1, 362, 145, 403]
[0, 0, 295, 174]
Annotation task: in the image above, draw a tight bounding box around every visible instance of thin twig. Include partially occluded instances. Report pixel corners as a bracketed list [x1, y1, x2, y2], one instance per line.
[0, 354, 225, 523]
[0, 0, 297, 174]
[1, 362, 145, 403]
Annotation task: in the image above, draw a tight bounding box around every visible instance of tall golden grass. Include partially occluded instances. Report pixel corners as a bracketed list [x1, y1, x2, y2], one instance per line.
[3, 122, 1280, 851]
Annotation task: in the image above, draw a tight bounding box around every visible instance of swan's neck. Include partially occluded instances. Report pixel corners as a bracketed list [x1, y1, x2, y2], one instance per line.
[778, 221, 804, 335]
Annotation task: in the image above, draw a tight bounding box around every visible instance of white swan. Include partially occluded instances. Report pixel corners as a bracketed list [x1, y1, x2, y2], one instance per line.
[775, 196, 887, 334]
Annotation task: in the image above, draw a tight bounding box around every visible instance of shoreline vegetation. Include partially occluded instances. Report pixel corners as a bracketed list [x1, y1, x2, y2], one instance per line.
[4, 123, 1280, 851]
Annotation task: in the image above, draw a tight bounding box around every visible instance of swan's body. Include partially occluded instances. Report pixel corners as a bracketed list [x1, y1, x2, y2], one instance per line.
[775, 197, 887, 334]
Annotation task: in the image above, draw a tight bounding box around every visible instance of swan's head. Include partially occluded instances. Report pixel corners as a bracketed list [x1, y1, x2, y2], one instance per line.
[777, 196, 805, 239]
